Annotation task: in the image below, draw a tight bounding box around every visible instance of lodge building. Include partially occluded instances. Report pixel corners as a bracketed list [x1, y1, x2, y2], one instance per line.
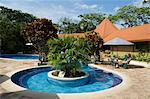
[58, 19, 150, 52]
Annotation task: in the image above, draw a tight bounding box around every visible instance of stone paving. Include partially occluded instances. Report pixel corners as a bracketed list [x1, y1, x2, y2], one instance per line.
[0, 59, 150, 99]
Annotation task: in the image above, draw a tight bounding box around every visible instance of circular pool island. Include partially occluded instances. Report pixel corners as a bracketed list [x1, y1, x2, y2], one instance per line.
[48, 70, 89, 87]
[8, 64, 123, 94]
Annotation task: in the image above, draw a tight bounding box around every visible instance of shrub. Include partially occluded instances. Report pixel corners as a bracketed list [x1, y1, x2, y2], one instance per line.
[48, 37, 92, 77]
[110, 51, 150, 63]
[133, 53, 150, 63]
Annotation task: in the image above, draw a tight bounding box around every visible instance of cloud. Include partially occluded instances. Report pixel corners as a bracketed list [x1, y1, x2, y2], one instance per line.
[80, 4, 98, 9]
[114, 7, 120, 12]
[0, 0, 101, 23]
[0, 2, 7, 7]
[132, 0, 143, 7]
[0, 0, 79, 23]
[35, 5, 78, 23]
[1, 0, 137, 23]
[74, 2, 98, 10]
[132, 0, 150, 7]
[74, 3, 102, 13]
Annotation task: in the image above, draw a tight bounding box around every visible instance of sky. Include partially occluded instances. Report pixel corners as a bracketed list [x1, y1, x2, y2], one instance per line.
[0, 0, 146, 23]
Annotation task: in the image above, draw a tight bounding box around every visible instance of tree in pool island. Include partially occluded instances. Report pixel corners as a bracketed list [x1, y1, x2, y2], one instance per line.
[23, 18, 58, 62]
[48, 37, 93, 77]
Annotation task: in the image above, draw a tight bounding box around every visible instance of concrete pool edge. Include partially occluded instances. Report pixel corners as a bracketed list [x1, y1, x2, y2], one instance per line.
[0, 54, 39, 61]
[1, 64, 131, 99]
[0, 58, 38, 61]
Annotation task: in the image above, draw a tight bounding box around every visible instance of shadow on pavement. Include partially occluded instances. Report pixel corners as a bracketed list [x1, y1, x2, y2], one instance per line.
[0, 75, 10, 84]
[0, 90, 60, 99]
[128, 65, 144, 69]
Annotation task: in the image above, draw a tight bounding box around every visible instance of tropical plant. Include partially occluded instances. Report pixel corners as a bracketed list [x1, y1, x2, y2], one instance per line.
[23, 18, 58, 61]
[48, 37, 92, 77]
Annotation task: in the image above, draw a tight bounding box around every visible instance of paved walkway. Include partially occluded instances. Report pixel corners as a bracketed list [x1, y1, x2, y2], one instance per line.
[0, 59, 150, 99]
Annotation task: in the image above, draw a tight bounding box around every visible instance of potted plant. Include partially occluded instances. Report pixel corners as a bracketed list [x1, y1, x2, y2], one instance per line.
[47, 37, 92, 87]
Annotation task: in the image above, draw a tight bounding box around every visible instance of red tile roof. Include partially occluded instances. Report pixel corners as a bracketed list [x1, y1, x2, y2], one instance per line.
[94, 18, 150, 42]
[94, 18, 118, 38]
[104, 24, 150, 42]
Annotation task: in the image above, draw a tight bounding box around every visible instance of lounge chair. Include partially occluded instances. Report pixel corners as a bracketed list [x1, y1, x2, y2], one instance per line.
[110, 56, 119, 67]
[118, 54, 132, 69]
[101, 57, 111, 65]
[38, 53, 48, 66]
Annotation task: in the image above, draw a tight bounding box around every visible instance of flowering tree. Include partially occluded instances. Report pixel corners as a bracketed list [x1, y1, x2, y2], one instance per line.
[85, 31, 103, 62]
[23, 18, 58, 61]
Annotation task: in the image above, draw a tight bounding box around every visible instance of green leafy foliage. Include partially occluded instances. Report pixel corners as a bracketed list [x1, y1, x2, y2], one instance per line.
[0, 6, 36, 53]
[58, 13, 105, 33]
[0, 18, 24, 53]
[58, 18, 80, 34]
[133, 53, 150, 63]
[110, 52, 150, 63]
[0, 6, 36, 23]
[48, 37, 92, 77]
[114, 6, 150, 28]
[78, 13, 105, 32]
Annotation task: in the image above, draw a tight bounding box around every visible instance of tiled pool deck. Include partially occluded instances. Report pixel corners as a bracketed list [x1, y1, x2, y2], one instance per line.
[0, 59, 150, 99]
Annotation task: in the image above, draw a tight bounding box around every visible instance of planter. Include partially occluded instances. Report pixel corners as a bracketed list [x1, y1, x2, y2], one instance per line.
[130, 60, 150, 68]
[47, 70, 89, 87]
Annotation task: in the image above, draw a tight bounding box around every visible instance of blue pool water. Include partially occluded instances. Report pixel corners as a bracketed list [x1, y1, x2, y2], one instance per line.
[11, 66, 122, 93]
[0, 54, 39, 60]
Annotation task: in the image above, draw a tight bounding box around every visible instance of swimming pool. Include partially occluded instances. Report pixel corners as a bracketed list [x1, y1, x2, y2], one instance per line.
[11, 66, 122, 93]
[0, 54, 39, 60]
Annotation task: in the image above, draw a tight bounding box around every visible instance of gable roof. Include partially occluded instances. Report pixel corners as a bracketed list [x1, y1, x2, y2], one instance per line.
[104, 37, 134, 45]
[104, 24, 150, 42]
[94, 18, 150, 42]
[94, 18, 118, 38]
